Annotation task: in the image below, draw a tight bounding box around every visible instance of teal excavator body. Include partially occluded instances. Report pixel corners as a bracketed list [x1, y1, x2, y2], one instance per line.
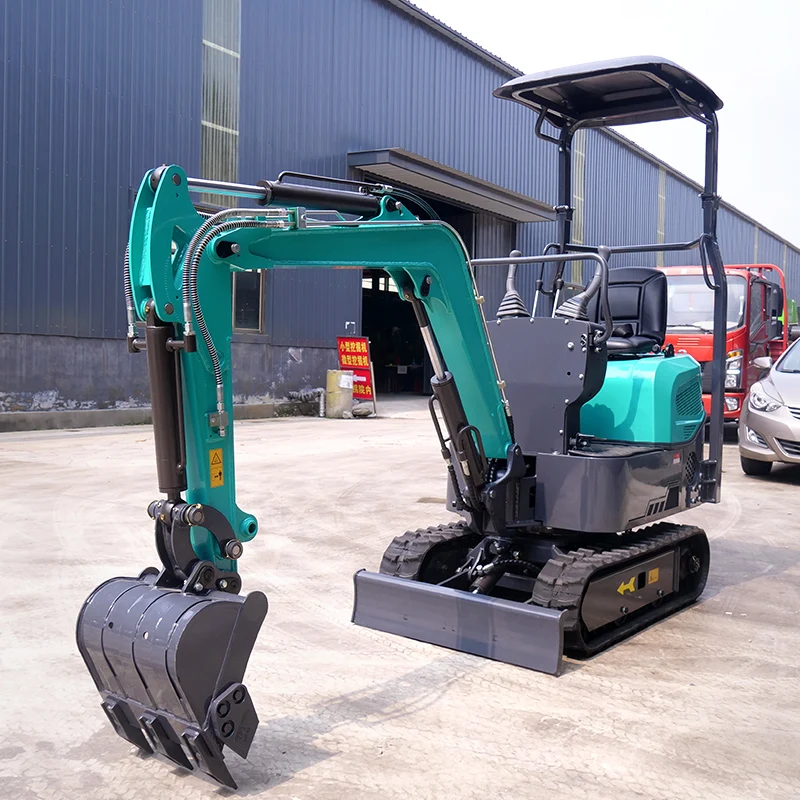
[581, 354, 704, 445]
[75, 56, 728, 793]
[76, 164, 515, 789]
[124, 164, 512, 573]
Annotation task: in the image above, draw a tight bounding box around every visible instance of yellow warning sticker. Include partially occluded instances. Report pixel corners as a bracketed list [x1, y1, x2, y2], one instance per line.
[647, 567, 660, 585]
[617, 576, 635, 595]
[209, 448, 224, 488]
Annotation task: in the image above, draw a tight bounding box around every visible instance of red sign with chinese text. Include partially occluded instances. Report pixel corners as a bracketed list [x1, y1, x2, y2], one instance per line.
[337, 336, 374, 400]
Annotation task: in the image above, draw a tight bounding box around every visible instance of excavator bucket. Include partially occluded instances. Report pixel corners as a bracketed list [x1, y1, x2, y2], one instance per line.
[76, 570, 268, 789]
[352, 570, 566, 675]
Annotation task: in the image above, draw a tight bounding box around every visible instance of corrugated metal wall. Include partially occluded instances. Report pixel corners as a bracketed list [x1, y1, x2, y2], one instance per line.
[0, 0, 202, 340]
[786, 249, 800, 301]
[757, 230, 784, 269]
[4, 0, 800, 413]
[238, 0, 559, 344]
[472, 214, 516, 316]
[583, 130, 660, 270]
[661, 170, 798, 279]
[662, 174, 702, 267]
[717, 207, 756, 267]
[269, 269, 363, 347]
[239, 0, 557, 202]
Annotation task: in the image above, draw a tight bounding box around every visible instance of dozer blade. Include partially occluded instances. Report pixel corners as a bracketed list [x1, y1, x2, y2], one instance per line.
[76, 571, 268, 789]
[352, 570, 566, 675]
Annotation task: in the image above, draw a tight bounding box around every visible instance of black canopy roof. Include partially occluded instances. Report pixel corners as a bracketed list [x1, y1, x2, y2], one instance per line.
[494, 57, 723, 129]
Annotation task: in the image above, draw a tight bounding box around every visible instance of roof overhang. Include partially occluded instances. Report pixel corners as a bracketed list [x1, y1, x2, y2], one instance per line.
[347, 148, 554, 223]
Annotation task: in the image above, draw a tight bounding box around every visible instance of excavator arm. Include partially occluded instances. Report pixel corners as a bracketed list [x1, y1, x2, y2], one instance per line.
[128, 164, 515, 559]
[77, 164, 520, 788]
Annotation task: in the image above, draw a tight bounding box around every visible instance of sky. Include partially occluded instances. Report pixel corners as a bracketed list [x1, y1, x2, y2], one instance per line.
[414, 0, 800, 245]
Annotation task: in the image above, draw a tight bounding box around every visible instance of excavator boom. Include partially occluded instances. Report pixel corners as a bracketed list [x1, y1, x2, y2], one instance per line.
[77, 165, 520, 787]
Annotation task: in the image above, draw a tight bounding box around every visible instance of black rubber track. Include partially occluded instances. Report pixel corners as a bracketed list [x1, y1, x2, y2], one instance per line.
[379, 522, 481, 582]
[532, 522, 709, 658]
[378, 521, 709, 661]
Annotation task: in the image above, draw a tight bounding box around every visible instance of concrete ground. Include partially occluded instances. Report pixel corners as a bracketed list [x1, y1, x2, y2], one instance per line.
[2, 396, 799, 800]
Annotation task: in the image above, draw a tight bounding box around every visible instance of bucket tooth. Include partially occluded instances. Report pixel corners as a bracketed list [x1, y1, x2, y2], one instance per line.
[139, 712, 194, 770]
[76, 575, 268, 788]
[183, 727, 237, 789]
[102, 697, 153, 754]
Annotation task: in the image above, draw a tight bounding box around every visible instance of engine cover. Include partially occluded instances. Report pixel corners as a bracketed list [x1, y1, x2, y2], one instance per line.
[581, 353, 703, 445]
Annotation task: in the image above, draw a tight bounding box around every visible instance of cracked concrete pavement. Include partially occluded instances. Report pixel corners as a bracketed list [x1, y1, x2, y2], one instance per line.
[2, 397, 799, 799]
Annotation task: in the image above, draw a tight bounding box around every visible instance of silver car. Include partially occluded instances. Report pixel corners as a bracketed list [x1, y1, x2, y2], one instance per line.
[739, 339, 800, 475]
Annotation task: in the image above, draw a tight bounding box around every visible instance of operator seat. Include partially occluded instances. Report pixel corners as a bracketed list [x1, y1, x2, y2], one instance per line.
[587, 266, 667, 355]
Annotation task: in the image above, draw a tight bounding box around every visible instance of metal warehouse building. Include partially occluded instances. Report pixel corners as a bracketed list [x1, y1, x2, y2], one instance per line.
[2, 0, 800, 424]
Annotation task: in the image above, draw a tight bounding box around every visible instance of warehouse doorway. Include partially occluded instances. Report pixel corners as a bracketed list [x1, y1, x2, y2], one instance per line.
[362, 198, 474, 395]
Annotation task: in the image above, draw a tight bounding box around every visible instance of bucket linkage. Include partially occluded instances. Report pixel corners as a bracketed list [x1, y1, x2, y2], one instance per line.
[76, 498, 267, 789]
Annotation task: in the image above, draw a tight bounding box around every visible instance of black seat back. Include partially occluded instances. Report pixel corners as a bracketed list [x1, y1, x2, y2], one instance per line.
[586, 266, 667, 354]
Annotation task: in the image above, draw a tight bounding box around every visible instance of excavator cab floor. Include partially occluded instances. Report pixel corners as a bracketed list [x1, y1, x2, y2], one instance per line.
[352, 570, 566, 674]
[76, 570, 268, 789]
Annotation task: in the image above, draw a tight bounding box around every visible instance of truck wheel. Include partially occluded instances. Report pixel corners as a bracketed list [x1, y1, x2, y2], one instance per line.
[740, 456, 772, 476]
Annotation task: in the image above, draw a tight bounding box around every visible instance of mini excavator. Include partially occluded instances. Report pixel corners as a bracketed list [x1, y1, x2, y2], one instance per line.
[77, 58, 727, 788]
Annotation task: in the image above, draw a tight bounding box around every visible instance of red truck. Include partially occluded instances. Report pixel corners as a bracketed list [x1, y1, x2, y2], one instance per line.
[661, 264, 789, 422]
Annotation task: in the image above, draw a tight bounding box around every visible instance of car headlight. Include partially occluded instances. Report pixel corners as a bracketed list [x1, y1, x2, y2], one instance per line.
[725, 349, 743, 390]
[748, 382, 781, 413]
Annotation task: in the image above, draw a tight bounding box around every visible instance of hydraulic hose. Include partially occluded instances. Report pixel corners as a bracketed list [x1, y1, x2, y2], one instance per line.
[123, 245, 136, 338]
[123, 213, 213, 337]
[181, 209, 253, 341]
[186, 218, 286, 436]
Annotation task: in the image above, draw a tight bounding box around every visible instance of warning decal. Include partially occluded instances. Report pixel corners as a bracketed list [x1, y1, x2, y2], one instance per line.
[209, 448, 224, 488]
[616, 576, 635, 595]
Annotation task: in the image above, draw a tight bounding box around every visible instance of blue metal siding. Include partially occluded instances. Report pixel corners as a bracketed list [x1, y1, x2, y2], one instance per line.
[238, 0, 560, 349]
[4, 0, 800, 414]
[471, 213, 516, 318]
[239, 0, 556, 203]
[786, 248, 800, 302]
[0, 0, 202, 339]
[583, 130, 659, 269]
[756, 230, 783, 269]
[269, 269, 363, 347]
[662, 174, 702, 267]
[663, 174, 775, 271]
[717, 207, 756, 267]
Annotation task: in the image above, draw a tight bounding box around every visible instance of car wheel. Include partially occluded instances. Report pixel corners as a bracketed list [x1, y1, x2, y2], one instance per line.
[740, 456, 772, 476]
